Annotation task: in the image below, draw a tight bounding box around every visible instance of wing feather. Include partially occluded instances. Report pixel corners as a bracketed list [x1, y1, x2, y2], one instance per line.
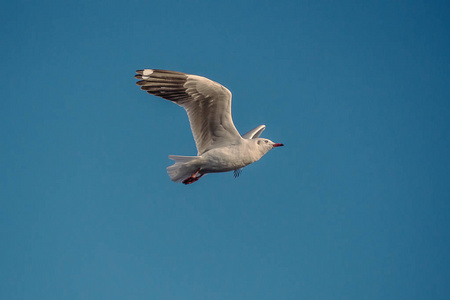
[242, 125, 266, 139]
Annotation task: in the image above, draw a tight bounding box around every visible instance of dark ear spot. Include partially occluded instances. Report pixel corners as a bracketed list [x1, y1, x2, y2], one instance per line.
[257, 140, 261, 145]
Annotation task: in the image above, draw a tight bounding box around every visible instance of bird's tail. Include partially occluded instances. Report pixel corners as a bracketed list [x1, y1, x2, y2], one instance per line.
[167, 155, 200, 182]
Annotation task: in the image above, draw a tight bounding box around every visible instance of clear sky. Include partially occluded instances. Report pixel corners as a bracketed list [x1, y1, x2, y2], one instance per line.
[1, 0, 449, 299]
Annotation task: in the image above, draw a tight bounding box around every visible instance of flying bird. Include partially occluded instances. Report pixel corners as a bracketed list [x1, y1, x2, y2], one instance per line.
[135, 69, 284, 184]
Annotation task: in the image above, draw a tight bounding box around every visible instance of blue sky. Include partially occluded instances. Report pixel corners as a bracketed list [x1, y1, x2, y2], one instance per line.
[1, 0, 449, 299]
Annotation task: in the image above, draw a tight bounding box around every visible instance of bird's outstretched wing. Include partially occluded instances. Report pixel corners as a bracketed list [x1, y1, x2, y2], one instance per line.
[136, 69, 242, 155]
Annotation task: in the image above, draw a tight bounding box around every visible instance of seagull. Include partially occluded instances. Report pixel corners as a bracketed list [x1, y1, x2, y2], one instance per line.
[135, 69, 284, 184]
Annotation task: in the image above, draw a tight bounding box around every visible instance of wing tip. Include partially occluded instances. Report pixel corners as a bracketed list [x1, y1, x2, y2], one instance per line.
[136, 69, 154, 76]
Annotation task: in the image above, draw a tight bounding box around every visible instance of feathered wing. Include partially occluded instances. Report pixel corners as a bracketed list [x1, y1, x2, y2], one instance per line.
[242, 125, 266, 139]
[136, 69, 242, 155]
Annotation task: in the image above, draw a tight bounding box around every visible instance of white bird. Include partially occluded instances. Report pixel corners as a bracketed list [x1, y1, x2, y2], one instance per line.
[135, 69, 284, 184]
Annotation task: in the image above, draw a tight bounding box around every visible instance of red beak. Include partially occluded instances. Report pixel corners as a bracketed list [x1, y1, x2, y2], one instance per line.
[272, 143, 284, 148]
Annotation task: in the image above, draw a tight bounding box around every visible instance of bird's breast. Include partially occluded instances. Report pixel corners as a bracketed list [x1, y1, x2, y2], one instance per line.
[200, 144, 260, 173]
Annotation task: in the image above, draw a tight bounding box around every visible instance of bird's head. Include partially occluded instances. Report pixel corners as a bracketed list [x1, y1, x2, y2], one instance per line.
[253, 138, 284, 155]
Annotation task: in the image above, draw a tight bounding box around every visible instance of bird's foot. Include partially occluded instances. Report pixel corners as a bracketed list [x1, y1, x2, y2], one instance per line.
[182, 169, 204, 185]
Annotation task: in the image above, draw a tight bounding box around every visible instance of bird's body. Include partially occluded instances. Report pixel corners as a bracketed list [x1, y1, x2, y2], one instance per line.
[174, 140, 266, 174]
[135, 69, 283, 184]
[201, 141, 261, 173]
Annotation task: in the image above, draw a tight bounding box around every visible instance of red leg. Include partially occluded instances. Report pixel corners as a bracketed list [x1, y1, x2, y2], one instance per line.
[182, 169, 204, 185]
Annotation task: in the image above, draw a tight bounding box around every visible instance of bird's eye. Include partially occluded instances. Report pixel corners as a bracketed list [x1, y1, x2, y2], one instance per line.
[264, 140, 268, 143]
